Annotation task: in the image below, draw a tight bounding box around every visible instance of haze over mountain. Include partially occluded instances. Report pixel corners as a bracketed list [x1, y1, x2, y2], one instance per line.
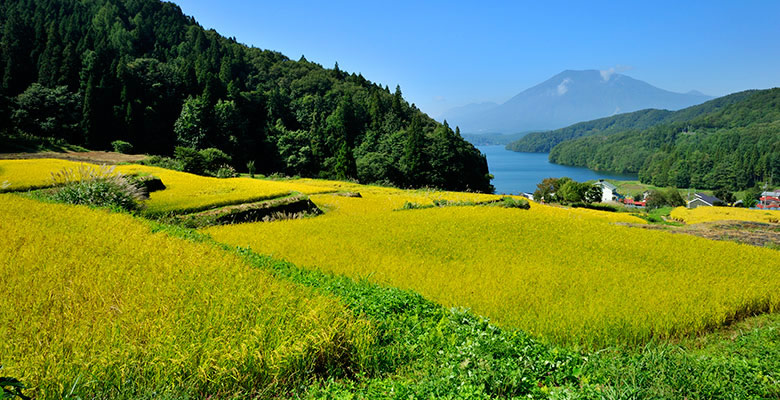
[440, 70, 713, 134]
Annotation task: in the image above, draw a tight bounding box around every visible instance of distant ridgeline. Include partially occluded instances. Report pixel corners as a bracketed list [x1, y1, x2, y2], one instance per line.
[507, 89, 780, 190]
[0, 0, 493, 192]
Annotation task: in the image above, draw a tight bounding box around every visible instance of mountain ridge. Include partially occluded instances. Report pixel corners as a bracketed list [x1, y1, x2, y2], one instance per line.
[440, 69, 712, 134]
[543, 88, 780, 191]
[506, 90, 757, 153]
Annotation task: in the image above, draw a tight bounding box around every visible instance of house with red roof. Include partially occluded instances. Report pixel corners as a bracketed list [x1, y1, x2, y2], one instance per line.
[758, 191, 780, 209]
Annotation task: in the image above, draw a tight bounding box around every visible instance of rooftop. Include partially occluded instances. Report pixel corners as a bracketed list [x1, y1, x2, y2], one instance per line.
[594, 179, 618, 191]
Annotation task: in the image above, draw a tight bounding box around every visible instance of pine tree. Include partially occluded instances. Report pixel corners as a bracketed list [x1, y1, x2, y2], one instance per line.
[402, 113, 425, 186]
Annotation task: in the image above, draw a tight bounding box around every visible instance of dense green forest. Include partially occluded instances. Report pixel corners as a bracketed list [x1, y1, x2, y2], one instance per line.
[0, 0, 493, 192]
[506, 90, 756, 153]
[547, 89, 780, 190]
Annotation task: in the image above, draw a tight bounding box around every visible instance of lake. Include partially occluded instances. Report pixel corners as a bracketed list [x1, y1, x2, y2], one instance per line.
[477, 145, 638, 195]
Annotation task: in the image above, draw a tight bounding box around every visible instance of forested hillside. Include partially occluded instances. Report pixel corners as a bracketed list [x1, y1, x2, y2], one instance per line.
[0, 0, 493, 192]
[548, 89, 780, 190]
[507, 90, 756, 153]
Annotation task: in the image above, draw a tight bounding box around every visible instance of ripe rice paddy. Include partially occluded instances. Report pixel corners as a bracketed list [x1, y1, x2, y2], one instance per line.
[3, 157, 779, 350]
[0, 158, 87, 191]
[0, 194, 371, 399]
[670, 205, 780, 224]
[207, 186, 780, 347]
[0, 159, 333, 214]
[114, 164, 332, 215]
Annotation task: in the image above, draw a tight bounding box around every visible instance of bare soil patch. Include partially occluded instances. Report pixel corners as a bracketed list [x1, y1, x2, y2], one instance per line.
[0, 151, 147, 164]
[624, 220, 780, 249]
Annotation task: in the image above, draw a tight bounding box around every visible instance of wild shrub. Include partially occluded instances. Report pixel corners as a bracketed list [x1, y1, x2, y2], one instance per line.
[214, 164, 238, 178]
[647, 188, 685, 209]
[48, 164, 145, 211]
[137, 155, 183, 171]
[496, 197, 530, 209]
[173, 146, 206, 174]
[199, 148, 232, 174]
[400, 201, 432, 210]
[110, 140, 133, 154]
[571, 202, 616, 212]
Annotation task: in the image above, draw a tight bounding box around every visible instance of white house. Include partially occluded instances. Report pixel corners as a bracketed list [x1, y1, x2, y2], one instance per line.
[593, 180, 618, 203]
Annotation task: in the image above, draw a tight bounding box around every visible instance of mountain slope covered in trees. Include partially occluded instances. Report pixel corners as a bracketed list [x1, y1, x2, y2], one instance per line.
[546, 89, 780, 190]
[0, 0, 493, 192]
[507, 90, 757, 153]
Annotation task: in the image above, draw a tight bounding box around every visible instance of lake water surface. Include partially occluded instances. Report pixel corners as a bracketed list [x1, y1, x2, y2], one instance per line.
[477, 145, 638, 195]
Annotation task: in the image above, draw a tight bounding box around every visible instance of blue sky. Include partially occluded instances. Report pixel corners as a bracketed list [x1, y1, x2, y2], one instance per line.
[172, 0, 780, 118]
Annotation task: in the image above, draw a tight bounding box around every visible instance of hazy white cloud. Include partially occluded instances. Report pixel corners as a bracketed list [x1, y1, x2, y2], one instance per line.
[600, 65, 634, 81]
[557, 78, 572, 95]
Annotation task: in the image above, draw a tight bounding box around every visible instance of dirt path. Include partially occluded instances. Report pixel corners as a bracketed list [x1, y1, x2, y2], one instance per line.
[624, 220, 780, 249]
[0, 151, 147, 164]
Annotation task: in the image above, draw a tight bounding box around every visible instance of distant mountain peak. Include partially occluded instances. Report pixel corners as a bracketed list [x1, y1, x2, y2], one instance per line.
[439, 69, 713, 134]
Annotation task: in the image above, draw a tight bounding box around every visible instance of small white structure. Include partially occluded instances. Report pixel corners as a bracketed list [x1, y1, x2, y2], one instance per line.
[593, 179, 618, 203]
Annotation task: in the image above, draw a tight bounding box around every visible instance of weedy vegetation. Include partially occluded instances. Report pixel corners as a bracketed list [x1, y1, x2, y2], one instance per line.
[45, 164, 146, 211]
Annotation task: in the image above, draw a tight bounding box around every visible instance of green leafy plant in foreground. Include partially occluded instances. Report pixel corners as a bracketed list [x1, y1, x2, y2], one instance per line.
[0, 374, 30, 400]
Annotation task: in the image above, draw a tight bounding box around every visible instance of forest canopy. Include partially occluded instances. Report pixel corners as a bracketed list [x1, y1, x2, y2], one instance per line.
[0, 0, 493, 192]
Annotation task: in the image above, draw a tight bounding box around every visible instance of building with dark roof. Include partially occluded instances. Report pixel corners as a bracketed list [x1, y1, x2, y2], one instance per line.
[687, 193, 722, 209]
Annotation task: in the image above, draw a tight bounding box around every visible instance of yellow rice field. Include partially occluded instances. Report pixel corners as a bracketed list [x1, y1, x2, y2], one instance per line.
[114, 164, 332, 214]
[0, 158, 87, 191]
[206, 187, 780, 346]
[670, 206, 780, 224]
[5, 158, 778, 348]
[0, 159, 334, 214]
[0, 194, 370, 399]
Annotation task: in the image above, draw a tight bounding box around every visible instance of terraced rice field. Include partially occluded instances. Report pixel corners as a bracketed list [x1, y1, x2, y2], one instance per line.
[0, 194, 370, 399]
[670, 205, 780, 224]
[207, 185, 780, 346]
[0, 158, 89, 191]
[3, 158, 778, 350]
[114, 164, 332, 215]
[0, 159, 333, 214]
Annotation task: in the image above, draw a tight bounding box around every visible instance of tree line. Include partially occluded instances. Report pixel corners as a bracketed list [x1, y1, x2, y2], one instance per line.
[506, 90, 755, 153]
[0, 0, 493, 192]
[537, 89, 779, 191]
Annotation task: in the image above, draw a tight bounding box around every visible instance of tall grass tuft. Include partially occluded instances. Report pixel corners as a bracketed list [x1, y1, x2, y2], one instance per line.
[48, 164, 146, 211]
